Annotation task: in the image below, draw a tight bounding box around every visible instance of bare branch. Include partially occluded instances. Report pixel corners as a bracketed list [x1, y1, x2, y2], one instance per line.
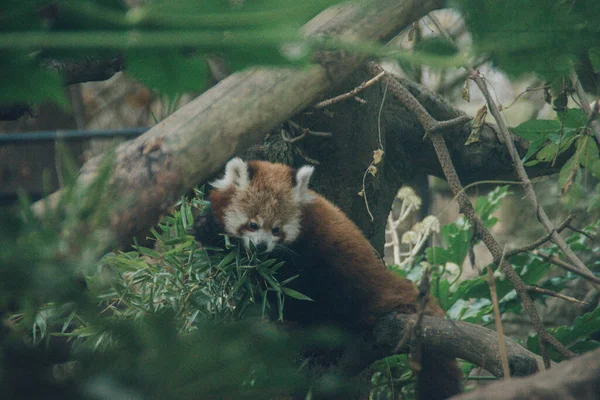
[567, 224, 597, 242]
[365, 61, 472, 139]
[526, 285, 589, 306]
[394, 266, 432, 353]
[314, 71, 386, 109]
[533, 251, 600, 286]
[505, 215, 575, 257]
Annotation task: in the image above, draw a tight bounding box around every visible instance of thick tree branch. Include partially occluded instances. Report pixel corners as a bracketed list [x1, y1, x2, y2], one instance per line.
[373, 314, 545, 378]
[450, 347, 600, 400]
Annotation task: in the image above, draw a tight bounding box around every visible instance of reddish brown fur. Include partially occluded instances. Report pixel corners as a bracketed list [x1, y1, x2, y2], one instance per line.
[302, 193, 445, 321]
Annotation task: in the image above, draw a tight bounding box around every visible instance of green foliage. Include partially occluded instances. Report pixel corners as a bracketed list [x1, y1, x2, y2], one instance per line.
[30, 187, 310, 350]
[0, 0, 343, 105]
[426, 186, 511, 287]
[527, 307, 600, 362]
[456, 0, 600, 81]
[0, 0, 470, 108]
[370, 354, 415, 399]
[510, 108, 600, 209]
[0, 51, 68, 107]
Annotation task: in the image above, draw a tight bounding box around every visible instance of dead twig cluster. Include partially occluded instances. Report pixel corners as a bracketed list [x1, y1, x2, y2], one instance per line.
[280, 120, 332, 165]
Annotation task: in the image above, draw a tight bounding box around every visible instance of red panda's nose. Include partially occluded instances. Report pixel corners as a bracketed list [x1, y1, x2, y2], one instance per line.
[255, 242, 268, 253]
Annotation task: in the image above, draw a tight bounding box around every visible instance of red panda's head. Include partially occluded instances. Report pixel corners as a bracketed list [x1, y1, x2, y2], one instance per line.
[209, 158, 314, 252]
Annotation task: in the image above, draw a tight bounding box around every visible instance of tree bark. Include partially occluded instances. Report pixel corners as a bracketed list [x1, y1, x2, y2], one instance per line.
[302, 312, 546, 398]
[373, 314, 545, 378]
[450, 347, 600, 400]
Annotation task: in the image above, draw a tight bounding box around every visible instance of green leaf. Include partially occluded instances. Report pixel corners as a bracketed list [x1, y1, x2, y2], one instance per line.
[559, 108, 587, 129]
[52, 1, 128, 31]
[281, 287, 313, 301]
[527, 307, 600, 361]
[414, 37, 458, 57]
[449, 276, 488, 303]
[0, 52, 68, 107]
[586, 160, 600, 179]
[511, 119, 560, 141]
[522, 137, 549, 164]
[535, 135, 577, 163]
[558, 155, 578, 188]
[589, 47, 600, 73]
[475, 185, 511, 228]
[589, 187, 600, 212]
[577, 136, 600, 171]
[456, 0, 598, 79]
[125, 49, 210, 96]
[432, 279, 451, 310]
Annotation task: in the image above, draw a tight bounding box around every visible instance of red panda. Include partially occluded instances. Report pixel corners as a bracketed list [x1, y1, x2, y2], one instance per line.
[202, 158, 462, 399]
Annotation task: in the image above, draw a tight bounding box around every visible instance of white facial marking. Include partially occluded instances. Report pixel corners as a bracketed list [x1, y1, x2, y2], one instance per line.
[246, 229, 278, 252]
[282, 217, 301, 243]
[293, 165, 315, 204]
[210, 157, 250, 190]
[223, 208, 248, 236]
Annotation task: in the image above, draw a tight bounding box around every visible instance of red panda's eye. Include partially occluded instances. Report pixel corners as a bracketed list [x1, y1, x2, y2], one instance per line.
[272, 227, 280, 234]
[248, 222, 259, 231]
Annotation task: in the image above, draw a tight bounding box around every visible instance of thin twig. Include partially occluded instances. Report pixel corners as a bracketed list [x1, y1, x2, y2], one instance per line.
[294, 145, 321, 165]
[488, 248, 511, 378]
[368, 60, 576, 360]
[533, 251, 600, 286]
[314, 71, 386, 109]
[505, 215, 575, 258]
[283, 120, 332, 143]
[570, 70, 600, 147]
[359, 77, 389, 221]
[566, 224, 596, 242]
[526, 285, 589, 306]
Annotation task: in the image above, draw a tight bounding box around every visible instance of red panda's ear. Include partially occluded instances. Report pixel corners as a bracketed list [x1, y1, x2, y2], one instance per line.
[293, 165, 314, 203]
[210, 157, 250, 190]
